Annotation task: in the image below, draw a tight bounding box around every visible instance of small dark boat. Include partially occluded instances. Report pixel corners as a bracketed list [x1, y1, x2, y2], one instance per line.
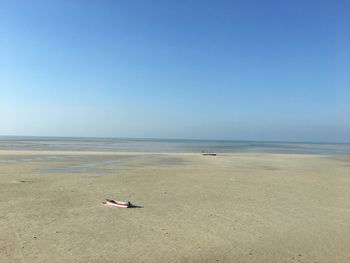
[202, 151, 217, 156]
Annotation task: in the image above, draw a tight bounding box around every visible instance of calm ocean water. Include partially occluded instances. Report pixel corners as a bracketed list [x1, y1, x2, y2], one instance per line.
[0, 136, 350, 155]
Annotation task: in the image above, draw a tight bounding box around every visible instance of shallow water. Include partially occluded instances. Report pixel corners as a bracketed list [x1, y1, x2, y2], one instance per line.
[35, 155, 151, 174]
[1, 136, 350, 155]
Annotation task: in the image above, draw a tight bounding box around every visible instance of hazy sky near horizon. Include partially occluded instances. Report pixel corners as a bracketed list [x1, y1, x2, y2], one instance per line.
[1, 0, 349, 142]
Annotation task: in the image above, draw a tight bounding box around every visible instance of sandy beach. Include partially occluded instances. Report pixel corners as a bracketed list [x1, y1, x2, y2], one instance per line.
[1, 150, 350, 262]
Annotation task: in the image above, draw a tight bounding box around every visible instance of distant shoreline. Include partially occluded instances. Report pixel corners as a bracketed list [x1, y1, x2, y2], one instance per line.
[0, 135, 349, 144]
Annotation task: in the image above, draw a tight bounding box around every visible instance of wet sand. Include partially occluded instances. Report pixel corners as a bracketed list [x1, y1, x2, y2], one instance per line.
[1, 150, 350, 262]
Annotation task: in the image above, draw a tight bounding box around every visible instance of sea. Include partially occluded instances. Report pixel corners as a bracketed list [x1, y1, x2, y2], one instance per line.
[0, 136, 350, 155]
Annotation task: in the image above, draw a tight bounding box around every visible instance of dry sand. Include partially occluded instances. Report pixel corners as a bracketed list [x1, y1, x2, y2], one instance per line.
[0, 150, 350, 263]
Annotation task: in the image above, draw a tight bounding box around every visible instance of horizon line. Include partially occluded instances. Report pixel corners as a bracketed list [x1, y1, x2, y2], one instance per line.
[0, 134, 349, 145]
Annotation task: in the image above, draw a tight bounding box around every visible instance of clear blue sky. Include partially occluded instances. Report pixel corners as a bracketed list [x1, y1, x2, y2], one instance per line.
[1, 0, 349, 142]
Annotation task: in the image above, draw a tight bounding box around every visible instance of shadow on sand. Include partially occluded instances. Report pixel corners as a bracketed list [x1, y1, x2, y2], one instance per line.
[128, 204, 143, 208]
